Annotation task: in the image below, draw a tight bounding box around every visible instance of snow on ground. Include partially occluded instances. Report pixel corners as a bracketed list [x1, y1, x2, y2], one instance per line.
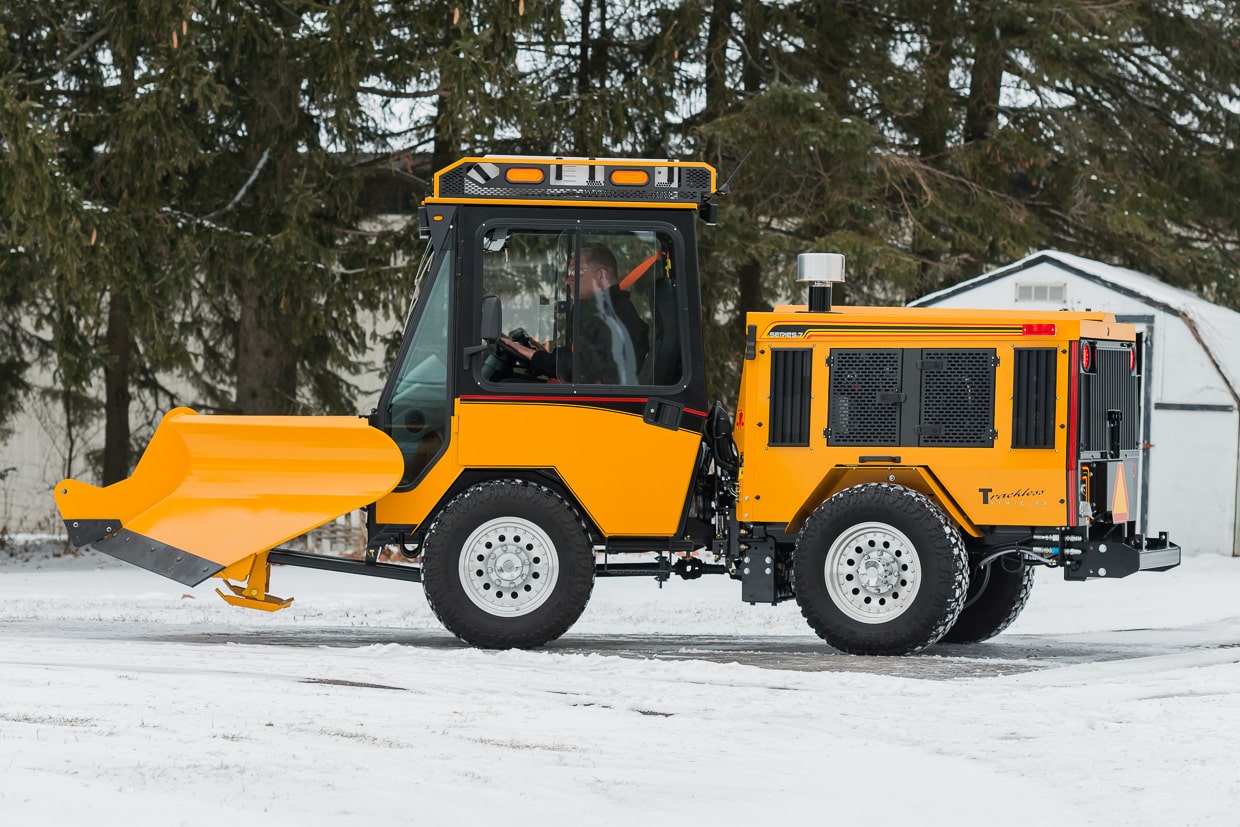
[1, 540, 1239, 825]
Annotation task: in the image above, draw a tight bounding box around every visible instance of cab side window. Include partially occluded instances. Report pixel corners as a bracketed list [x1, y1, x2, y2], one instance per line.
[480, 228, 569, 372]
[479, 226, 682, 387]
[387, 252, 452, 486]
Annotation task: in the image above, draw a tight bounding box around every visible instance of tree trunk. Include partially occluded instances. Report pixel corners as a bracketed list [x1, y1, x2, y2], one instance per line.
[735, 258, 763, 340]
[740, 0, 763, 94]
[704, 0, 732, 120]
[734, 0, 766, 330]
[101, 289, 131, 484]
[966, 14, 1004, 144]
[234, 279, 299, 414]
[916, 10, 954, 160]
[573, 0, 594, 155]
[911, 9, 956, 295]
[812, 2, 851, 113]
[700, 0, 733, 173]
[231, 4, 302, 414]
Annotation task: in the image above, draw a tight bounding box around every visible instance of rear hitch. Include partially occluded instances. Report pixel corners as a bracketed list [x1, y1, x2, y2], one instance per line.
[1062, 524, 1181, 581]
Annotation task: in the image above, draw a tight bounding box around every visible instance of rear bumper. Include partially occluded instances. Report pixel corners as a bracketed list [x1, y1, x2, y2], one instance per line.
[1062, 524, 1181, 581]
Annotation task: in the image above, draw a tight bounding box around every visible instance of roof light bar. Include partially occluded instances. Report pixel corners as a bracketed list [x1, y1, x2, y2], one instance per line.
[430, 156, 717, 208]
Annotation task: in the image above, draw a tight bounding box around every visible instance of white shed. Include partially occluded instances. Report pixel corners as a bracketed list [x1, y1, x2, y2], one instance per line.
[911, 250, 1240, 557]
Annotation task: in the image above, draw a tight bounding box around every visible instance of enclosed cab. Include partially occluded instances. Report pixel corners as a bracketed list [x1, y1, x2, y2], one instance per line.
[54, 155, 1179, 656]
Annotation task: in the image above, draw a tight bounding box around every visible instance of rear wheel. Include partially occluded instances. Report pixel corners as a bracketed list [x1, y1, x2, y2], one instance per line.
[422, 480, 595, 648]
[940, 549, 1035, 644]
[793, 483, 968, 655]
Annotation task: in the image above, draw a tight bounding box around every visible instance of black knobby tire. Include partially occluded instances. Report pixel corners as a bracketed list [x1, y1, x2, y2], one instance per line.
[421, 480, 595, 649]
[939, 549, 1035, 644]
[793, 483, 968, 655]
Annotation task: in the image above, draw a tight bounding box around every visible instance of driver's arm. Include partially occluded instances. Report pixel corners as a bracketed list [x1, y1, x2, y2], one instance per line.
[499, 336, 537, 362]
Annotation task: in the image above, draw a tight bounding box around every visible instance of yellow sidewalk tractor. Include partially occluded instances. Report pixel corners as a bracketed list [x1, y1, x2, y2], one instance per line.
[55, 156, 1181, 655]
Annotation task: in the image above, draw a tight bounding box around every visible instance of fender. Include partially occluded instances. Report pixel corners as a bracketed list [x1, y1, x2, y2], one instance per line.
[784, 465, 981, 538]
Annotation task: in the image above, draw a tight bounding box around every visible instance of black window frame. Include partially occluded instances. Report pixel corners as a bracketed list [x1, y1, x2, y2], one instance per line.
[377, 236, 457, 493]
[470, 216, 691, 395]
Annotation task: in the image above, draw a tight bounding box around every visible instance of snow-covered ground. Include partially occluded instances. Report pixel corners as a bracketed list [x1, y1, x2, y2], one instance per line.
[2, 541, 1239, 825]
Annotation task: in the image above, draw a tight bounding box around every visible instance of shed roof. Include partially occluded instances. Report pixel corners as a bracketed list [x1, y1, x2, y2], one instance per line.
[912, 250, 1240, 403]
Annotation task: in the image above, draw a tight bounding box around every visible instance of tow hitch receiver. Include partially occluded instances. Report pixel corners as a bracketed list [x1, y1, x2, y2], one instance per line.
[1063, 526, 1181, 581]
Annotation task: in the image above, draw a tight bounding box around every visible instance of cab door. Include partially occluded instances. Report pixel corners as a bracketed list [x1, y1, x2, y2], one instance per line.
[370, 214, 467, 538]
[453, 210, 707, 538]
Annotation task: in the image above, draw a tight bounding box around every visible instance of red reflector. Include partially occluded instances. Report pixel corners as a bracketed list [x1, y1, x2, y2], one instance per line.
[1130, 347, 1137, 372]
[1081, 342, 1093, 371]
[1021, 323, 1056, 336]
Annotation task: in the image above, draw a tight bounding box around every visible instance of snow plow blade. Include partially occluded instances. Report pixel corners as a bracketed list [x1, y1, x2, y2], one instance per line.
[53, 408, 404, 587]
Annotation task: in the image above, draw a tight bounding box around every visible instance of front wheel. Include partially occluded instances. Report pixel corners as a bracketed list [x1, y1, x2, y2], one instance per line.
[793, 483, 968, 655]
[422, 480, 595, 648]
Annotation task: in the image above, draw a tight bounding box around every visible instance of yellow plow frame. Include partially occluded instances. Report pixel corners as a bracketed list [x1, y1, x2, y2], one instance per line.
[54, 408, 405, 600]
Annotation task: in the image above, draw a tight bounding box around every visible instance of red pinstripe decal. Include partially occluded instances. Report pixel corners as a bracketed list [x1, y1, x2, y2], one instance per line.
[459, 395, 648, 404]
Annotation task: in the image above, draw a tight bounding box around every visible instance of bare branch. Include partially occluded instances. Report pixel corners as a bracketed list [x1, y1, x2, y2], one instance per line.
[203, 148, 270, 221]
[358, 84, 440, 99]
[22, 26, 110, 86]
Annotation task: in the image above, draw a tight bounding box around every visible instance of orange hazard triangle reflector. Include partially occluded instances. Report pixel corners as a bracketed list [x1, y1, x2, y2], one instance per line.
[1111, 462, 1130, 522]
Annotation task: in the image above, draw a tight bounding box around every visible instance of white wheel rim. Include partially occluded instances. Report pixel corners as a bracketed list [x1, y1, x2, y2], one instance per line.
[459, 516, 560, 617]
[824, 521, 921, 624]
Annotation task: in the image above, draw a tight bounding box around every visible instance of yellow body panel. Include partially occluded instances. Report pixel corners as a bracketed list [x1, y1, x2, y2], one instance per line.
[736, 304, 1135, 533]
[54, 407, 405, 570]
[375, 399, 702, 536]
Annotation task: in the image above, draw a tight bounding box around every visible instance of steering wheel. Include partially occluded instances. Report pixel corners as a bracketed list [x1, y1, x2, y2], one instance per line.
[482, 327, 536, 381]
[496, 336, 529, 363]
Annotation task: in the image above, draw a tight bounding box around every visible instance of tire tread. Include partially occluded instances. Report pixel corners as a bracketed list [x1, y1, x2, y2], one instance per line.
[793, 483, 968, 655]
[422, 480, 594, 649]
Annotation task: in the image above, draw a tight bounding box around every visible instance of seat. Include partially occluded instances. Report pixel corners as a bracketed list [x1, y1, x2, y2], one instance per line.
[639, 276, 681, 385]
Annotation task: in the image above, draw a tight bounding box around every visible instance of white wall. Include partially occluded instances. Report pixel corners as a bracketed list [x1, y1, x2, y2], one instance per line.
[0, 399, 98, 535]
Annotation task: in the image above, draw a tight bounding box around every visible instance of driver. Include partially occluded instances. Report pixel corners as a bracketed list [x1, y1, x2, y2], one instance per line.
[501, 243, 649, 384]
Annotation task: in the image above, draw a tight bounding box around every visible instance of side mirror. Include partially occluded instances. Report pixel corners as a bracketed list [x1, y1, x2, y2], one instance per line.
[464, 294, 502, 360]
[479, 294, 501, 342]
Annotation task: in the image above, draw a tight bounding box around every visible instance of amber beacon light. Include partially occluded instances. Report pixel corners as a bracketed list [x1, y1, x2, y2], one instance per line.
[610, 168, 650, 186]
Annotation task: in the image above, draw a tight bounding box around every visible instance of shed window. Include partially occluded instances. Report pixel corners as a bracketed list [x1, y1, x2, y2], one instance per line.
[1015, 283, 1067, 303]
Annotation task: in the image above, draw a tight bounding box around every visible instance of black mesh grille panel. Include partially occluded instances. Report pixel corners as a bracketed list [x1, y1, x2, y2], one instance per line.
[769, 349, 812, 446]
[918, 350, 996, 446]
[1080, 346, 1139, 453]
[439, 167, 467, 197]
[828, 350, 901, 445]
[681, 168, 712, 190]
[1012, 348, 1058, 448]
